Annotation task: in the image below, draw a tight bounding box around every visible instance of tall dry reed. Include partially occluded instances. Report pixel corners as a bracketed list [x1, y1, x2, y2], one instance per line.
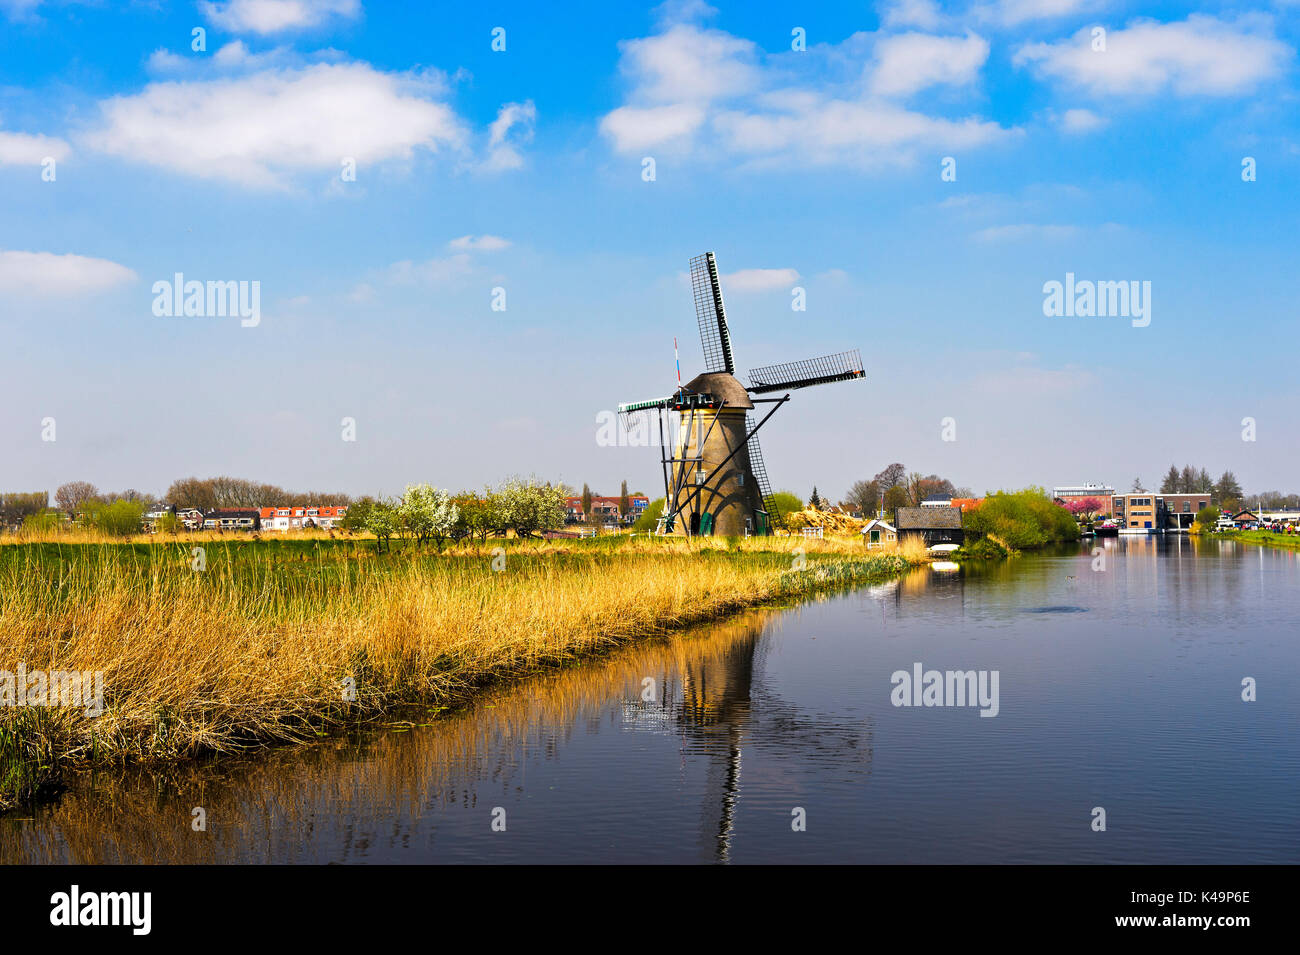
[0, 536, 916, 807]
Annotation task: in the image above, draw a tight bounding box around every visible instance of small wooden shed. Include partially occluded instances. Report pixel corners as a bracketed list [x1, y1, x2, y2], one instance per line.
[894, 506, 965, 546]
[861, 518, 897, 548]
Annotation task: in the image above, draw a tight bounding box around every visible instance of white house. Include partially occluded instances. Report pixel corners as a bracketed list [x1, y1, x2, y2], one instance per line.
[861, 518, 897, 548]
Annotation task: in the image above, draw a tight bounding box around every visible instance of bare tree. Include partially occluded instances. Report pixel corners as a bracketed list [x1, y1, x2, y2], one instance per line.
[55, 481, 99, 514]
[846, 479, 880, 517]
[166, 475, 353, 509]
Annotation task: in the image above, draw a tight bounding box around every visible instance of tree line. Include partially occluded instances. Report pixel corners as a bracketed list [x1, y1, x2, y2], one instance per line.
[31, 477, 354, 516]
[1153, 465, 1245, 511]
[844, 463, 973, 517]
[343, 477, 568, 552]
[164, 476, 353, 510]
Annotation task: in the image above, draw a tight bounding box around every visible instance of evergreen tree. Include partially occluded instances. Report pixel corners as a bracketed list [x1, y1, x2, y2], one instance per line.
[1214, 471, 1243, 509]
[1160, 465, 1180, 493]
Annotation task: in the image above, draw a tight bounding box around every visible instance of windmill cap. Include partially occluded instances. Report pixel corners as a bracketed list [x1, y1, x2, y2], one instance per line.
[683, 372, 754, 409]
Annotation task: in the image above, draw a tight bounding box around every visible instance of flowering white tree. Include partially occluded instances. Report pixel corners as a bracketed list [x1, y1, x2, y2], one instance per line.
[493, 476, 565, 538]
[398, 483, 459, 550]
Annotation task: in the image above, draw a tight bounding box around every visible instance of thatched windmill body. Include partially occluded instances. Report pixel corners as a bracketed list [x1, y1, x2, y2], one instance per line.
[619, 252, 866, 536]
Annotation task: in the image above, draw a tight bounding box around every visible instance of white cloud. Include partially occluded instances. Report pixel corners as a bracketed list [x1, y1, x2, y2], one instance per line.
[381, 254, 472, 285]
[483, 100, 536, 172]
[879, 0, 948, 30]
[0, 250, 136, 295]
[869, 32, 990, 97]
[200, 0, 360, 35]
[212, 40, 288, 69]
[0, 127, 70, 164]
[721, 267, 800, 291]
[882, 0, 1099, 30]
[359, 238, 511, 299]
[1058, 107, 1107, 133]
[978, 0, 1100, 27]
[713, 100, 1007, 166]
[652, 0, 717, 26]
[601, 20, 1010, 166]
[84, 63, 465, 187]
[448, 235, 510, 252]
[600, 103, 707, 153]
[1015, 15, 1293, 97]
[146, 41, 342, 77]
[615, 23, 759, 104]
[146, 48, 191, 73]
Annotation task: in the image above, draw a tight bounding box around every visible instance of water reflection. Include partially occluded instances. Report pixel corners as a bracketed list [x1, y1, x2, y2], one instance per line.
[4, 536, 1297, 864]
[1, 608, 871, 865]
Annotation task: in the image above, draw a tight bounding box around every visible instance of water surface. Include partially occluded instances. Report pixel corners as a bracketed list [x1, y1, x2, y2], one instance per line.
[4, 536, 1297, 864]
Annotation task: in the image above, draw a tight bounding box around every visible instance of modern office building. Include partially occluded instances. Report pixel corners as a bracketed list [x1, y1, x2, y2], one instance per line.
[1053, 483, 1116, 517]
[1111, 492, 1211, 531]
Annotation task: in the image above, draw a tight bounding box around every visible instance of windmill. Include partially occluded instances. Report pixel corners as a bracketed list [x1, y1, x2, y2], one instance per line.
[619, 252, 866, 536]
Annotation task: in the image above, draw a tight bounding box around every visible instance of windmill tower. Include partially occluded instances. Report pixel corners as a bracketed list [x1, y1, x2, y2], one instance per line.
[619, 252, 866, 536]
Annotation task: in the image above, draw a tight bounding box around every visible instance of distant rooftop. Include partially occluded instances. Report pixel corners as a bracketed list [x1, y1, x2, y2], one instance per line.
[895, 506, 962, 529]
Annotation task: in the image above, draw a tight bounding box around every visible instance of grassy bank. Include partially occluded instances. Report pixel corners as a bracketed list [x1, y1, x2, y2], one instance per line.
[0, 534, 923, 810]
[1211, 530, 1300, 552]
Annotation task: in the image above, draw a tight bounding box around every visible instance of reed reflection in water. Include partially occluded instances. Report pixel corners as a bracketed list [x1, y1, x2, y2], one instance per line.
[2, 606, 870, 864]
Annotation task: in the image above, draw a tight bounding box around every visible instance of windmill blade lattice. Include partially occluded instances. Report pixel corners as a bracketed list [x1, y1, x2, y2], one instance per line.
[747, 349, 865, 394]
[690, 252, 734, 375]
[745, 414, 781, 526]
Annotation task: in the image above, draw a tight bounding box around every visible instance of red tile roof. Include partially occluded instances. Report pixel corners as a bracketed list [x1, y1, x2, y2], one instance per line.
[258, 505, 348, 519]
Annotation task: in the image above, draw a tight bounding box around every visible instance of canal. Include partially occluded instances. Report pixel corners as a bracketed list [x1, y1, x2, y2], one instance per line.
[3, 535, 1297, 864]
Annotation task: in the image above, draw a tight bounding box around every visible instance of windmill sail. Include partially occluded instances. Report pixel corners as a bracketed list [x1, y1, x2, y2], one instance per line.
[690, 252, 734, 375]
[747, 349, 865, 394]
[745, 414, 780, 526]
[618, 395, 674, 414]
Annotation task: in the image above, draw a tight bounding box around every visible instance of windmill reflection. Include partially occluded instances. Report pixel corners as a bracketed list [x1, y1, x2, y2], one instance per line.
[624, 612, 872, 863]
[2, 606, 871, 864]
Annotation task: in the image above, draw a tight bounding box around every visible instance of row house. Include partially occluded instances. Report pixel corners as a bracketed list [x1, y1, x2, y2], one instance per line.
[202, 508, 260, 530]
[563, 495, 650, 524]
[176, 508, 206, 529]
[258, 505, 349, 531]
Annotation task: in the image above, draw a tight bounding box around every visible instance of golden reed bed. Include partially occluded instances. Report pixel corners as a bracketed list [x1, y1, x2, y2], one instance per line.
[0, 534, 923, 808]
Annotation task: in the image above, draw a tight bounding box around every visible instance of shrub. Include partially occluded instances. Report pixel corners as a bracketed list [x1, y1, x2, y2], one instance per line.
[20, 509, 62, 535]
[93, 500, 146, 537]
[1194, 506, 1220, 534]
[963, 488, 1078, 549]
[767, 490, 805, 529]
[953, 537, 1009, 560]
[633, 498, 665, 532]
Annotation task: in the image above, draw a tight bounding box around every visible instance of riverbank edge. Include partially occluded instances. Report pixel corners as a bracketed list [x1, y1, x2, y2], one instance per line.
[1, 549, 921, 814]
[1206, 529, 1300, 552]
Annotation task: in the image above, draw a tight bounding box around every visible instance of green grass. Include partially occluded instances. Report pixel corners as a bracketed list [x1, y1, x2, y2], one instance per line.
[1212, 530, 1300, 551]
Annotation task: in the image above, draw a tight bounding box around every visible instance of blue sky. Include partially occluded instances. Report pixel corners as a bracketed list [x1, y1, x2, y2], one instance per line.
[2, 0, 1298, 502]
